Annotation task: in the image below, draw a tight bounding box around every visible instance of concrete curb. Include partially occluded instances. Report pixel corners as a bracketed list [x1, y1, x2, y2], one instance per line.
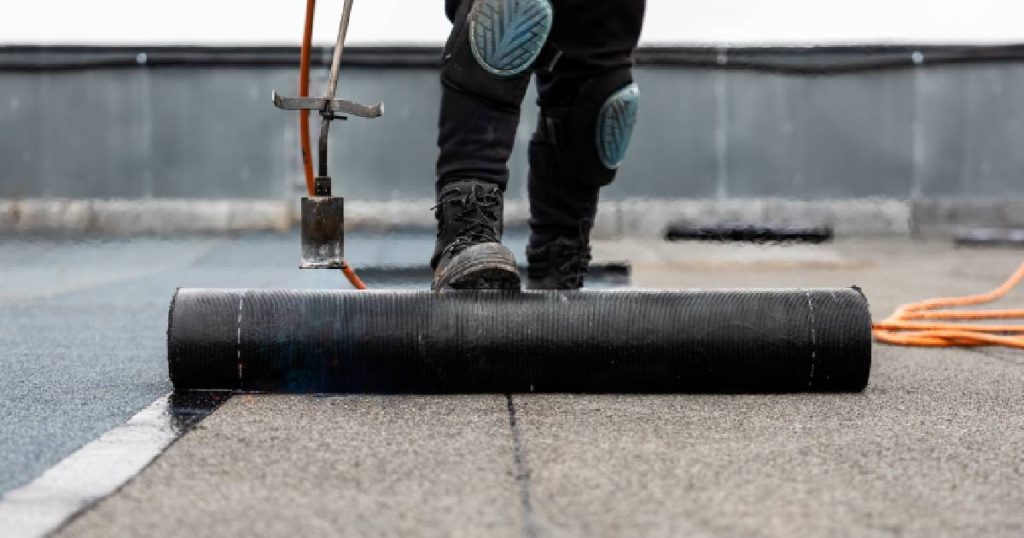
[1, 197, 1021, 237]
[593, 198, 911, 239]
[0, 199, 293, 235]
[911, 198, 1024, 237]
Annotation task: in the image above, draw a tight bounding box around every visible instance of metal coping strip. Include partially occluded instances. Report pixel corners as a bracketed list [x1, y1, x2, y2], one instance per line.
[4, 44, 1024, 74]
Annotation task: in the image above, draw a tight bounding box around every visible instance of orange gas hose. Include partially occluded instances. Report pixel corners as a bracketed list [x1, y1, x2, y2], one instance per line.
[299, 0, 367, 290]
[872, 261, 1024, 348]
[298, 0, 316, 197]
[341, 261, 368, 290]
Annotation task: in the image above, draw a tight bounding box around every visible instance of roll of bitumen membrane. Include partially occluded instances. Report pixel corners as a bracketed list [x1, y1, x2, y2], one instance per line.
[168, 288, 871, 393]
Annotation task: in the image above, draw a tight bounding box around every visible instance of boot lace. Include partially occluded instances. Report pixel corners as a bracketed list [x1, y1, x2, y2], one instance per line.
[434, 184, 502, 257]
[555, 241, 592, 288]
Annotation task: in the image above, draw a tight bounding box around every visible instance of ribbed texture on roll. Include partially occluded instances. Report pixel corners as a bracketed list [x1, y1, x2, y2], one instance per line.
[167, 288, 871, 393]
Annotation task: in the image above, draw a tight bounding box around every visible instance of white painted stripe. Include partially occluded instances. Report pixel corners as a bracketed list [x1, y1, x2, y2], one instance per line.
[0, 395, 176, 538]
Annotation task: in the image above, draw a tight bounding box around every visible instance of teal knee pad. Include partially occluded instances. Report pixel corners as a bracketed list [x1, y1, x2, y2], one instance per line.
[534, 69, 640, 187]
[596, 82, 640, 170]
[469, 0, 553, 76]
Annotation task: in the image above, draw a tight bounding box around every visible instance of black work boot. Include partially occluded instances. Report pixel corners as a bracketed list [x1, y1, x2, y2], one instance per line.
[525, 131, 600, 290]
[431, 180, 521, 291]
[526, 220, 594, 290]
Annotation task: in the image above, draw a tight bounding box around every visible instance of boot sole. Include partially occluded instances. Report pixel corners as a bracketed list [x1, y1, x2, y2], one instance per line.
[433, 244, 521, 291]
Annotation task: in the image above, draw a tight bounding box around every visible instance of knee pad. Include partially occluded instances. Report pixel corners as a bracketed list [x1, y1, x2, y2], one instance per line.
[469, 0, 553, 76]
[442, 0, 554, 107]
[596, 83, 641, 170]
[535, 69, 640, 187]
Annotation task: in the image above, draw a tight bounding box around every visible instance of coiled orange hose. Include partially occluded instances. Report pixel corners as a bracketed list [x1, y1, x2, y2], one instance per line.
[873, 261, 1024, 348]
[298, 0, 367, 290]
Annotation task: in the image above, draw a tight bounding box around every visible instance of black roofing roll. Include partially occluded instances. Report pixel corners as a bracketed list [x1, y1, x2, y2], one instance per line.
[167, 288, 871, 393]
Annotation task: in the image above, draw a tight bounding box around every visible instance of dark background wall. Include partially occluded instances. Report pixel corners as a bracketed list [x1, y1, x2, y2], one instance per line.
[2, 46, 1024, 203]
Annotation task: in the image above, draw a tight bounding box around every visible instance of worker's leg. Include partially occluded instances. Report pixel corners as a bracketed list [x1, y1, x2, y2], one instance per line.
[526, 0, 645, 289]
[432, 0, 555, 290]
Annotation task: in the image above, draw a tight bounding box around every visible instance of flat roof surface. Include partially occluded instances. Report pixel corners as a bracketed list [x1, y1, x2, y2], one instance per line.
[1, 233, 1022, 536]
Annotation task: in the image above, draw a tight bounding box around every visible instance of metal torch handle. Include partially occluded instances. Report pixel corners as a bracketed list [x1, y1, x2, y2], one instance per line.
[317, 0, 356, 181]
[326, 0, 355, 101]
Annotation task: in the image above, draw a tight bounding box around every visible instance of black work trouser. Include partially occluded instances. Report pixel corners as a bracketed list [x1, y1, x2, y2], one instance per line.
[437, 0, 645, 242]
